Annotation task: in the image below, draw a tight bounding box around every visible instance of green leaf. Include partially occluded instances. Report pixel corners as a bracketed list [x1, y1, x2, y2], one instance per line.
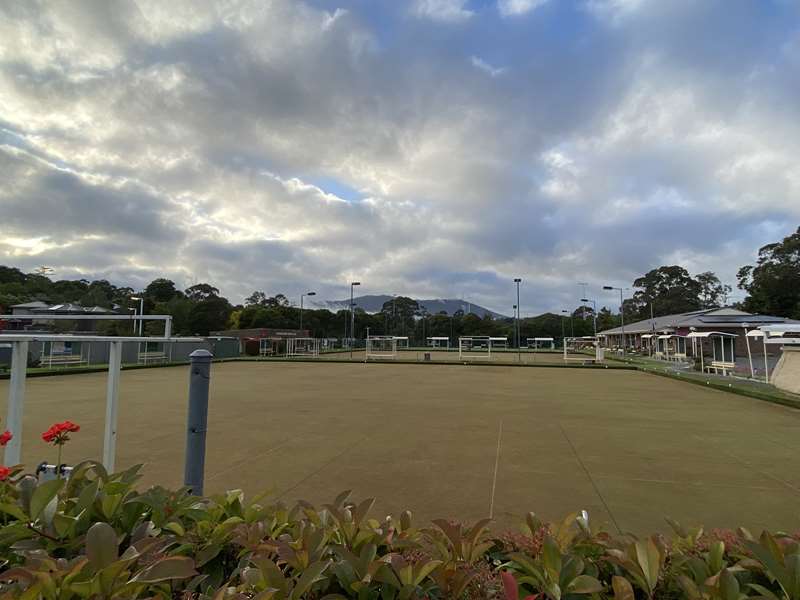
[413, 560, 442, 586]
[569, 575, 603, 594]
[635, 538, 661, 593]
[612, 576, 635, 600]
[543, 536, 563, 580]
[290, 559, 331, 600]
[86, 522, 119, 570]
[709, 541, 725, 574]
[52, 513, 78, 538]
[748, 583, 782, 600]
[0, 502, 28, 521]
[131, 556, 197, 583]
[29, 479, 63, 521]
[163, 521, 185, 537]
[74, 479, 100, 514]
[718, 569, 740, 600]
[100, 493, 122, 519]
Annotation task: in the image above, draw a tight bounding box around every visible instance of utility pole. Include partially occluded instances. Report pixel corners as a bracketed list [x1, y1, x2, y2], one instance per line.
[350, 281, 360, 359]
[603, 286, 629, 356]
[514, 278, 522, 362]
[300, 291, 316, 333]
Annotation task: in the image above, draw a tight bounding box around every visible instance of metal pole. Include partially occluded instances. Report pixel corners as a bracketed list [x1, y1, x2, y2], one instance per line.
[744, 328, 754, 379]
[138, 298, 144, 336]
[620, 288, 626, 357]
[300, 294, 304, 332]
[516, 280, 521, 362]
[103, 341, 123, 472]
[350, 285, 354, 359]
[184, 349, 212, 495]
[4, 341, 28, 466]
[763, 337, 770, 384]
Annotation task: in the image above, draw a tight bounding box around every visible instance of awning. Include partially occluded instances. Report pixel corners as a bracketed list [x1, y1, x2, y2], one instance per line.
[686, 331, 737, 338]
[759, 324, 800, 335]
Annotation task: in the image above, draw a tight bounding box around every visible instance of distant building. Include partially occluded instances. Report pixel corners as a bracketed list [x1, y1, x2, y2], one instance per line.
[599, 307, 799, 373]
[1, 302, 119, 332]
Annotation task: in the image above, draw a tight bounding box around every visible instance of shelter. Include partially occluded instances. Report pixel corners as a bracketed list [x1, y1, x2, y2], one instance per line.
[527, 337, 555, 350]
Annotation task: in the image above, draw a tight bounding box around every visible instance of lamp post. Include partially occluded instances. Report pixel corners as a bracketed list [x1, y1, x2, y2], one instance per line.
[513, 278, 522, 361]
[561, 309, 568, 347]
[130, 296, 144, 336]
[350, 282, 360, 359]
[580, 298, 597, 337]
[603, 285, 629, 356]
[300, 291, 316, 333]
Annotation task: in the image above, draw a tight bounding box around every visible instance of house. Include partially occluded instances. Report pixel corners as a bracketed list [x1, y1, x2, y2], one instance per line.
[598, 307, 799, 374]
[1, 302, 119, 332]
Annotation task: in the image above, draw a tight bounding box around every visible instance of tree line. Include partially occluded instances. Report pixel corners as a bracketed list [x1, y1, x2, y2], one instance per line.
[0, 226, 797, 339]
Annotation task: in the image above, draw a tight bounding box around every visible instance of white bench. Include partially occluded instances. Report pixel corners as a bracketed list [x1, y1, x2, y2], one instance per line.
[705, 361, 735, 376]
[138, 351, 168, 364]
[40, 354, 88, 369]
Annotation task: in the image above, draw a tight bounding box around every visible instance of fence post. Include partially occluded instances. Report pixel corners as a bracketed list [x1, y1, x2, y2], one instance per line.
[184, 349, 212, 495]
[102, 340, 123, 472]
[4, 341, 29, 466]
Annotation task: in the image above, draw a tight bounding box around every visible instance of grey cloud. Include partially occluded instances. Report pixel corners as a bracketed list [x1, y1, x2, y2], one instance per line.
[0, 0, 798, 313]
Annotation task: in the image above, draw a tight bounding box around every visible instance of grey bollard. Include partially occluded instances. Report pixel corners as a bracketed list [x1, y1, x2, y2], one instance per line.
[184, 349, 212, 495]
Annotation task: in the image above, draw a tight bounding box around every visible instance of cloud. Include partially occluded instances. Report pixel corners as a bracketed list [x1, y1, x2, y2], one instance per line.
[497, 0, 549, 17]
[471, 56, 508, 77]
[412, 0, 473, 22]
[0, 0, 799, 314]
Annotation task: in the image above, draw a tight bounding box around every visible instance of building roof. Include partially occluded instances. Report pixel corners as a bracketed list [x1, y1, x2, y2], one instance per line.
[599, 307, 797, 336]
[10, 301, 50, 309]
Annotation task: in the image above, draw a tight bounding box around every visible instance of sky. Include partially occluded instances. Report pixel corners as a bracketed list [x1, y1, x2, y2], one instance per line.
[1, 0, 799, 315]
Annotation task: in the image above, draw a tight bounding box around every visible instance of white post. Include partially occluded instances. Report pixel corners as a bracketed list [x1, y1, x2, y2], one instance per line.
[164, 316, 172, 338]
[763, 336, 770, 384]
[699, 339, 704, 373]
[4, 341, 29, 466]
[745, 329, 754, 379]
[103, 341, 123, 472]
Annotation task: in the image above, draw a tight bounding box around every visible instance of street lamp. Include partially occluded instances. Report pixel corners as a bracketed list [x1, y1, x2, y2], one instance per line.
[513, 278, 522, 361]
[300, 291, 316, 333]
[580, 298, 597, 337]
[560, 309, 568, 347]
[603, 285, 629, 355]
[130, 296, 144, 336]
[350, 281, 360, 359]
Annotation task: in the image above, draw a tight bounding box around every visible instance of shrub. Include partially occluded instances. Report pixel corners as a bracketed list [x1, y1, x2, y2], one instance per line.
[0, 463, 798, 599]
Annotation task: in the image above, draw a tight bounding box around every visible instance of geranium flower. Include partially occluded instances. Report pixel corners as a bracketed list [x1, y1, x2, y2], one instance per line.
[42, 420, 80, 445]
[0, 466, 10, 481]
[0, 430, 11, 447]
[42, 421, 80, 473]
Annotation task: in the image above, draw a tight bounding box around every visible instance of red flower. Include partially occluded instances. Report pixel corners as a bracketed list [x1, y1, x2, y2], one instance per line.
[0, 430, 11, 447]
[42, 421, 80, 445]
[0, 466, 10, 481]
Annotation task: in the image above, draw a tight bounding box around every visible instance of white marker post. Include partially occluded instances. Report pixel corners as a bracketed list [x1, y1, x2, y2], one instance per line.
[4, 341, 29, 466]
[102, 341, 123, 472]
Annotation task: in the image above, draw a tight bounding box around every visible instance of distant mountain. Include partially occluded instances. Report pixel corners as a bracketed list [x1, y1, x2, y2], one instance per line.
[309, 294, 508, 319]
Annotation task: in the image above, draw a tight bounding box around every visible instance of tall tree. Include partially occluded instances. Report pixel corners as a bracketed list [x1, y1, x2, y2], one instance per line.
[626, 266, 728, 319]
[737, 226, 800, 319]
[185, 283, 220, 302]
[695, 271, 731, 309]
[145, 278, 179, 302]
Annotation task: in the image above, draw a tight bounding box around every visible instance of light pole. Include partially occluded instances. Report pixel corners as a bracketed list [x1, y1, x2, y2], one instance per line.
[350, 281, 360, 359]
[514, 278, 522, 360]
[581, 298, 597, 337]
[561, 309, 568, 347]
[130, 296, 144, 336]
[603, 285, 629, 356]
[300, 291, 316, 333]
[578, 282, 588, 321]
